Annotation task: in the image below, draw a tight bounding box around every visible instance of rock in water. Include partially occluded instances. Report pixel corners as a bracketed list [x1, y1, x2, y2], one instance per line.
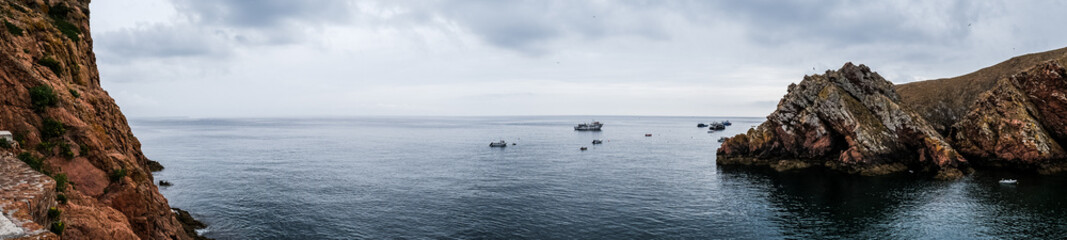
[717, 63, 970, 179]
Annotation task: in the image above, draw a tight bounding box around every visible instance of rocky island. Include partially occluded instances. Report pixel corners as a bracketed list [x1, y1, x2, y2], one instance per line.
[1, 0, 205, 239]
[718, 47, 1067, 179]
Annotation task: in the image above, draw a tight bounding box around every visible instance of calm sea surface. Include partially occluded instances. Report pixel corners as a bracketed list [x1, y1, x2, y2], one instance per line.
[131, 116, 1067, 239]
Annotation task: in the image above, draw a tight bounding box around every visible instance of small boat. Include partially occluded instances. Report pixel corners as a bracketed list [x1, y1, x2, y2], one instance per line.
[999, 179, 1017, 184]
[580, 147, 588, 151]
[574, 121, 604, 131]
[708, 122, 726, 131]
[645, 133, 652, 137]
[697, 123, 708, 128]
[592, 139, 603, 144]
[718, 137, 728, 143]
[708, 130, 715, 133]
[489, 140, 507, 147]
[722, 120, 732, 126]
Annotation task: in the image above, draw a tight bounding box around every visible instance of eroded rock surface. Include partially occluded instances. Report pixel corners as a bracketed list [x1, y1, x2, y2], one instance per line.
[952, 61, 1067, 173]
[0, 154, 58, 239]
[717, 63, 969, 179]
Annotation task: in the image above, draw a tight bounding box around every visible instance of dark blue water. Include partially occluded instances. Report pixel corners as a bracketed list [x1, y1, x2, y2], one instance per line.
[131, 116, 1067, 239]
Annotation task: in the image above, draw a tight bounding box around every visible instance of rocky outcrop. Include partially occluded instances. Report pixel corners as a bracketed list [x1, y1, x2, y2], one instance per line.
[1, 0, 200, 239]
[951, 61, 1067, 173]
[721, 47, 1067, 178]
[1, 154, 58, 240]
[717, 63, 970, 179]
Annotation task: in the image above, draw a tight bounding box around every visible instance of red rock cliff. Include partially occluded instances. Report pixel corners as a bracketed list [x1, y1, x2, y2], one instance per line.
[1, 0, 197, 239]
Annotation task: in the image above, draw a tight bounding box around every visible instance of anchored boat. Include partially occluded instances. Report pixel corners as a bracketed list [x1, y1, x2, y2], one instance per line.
[574, 121, 604, 131]
[489, 140, 508, 147]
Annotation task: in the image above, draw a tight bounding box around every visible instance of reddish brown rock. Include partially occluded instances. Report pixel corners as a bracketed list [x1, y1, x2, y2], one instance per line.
[717, 63, 969, 179]
[0, 154, 59, 240]
[951, 61, 1067, 172]
[1, 0, 198, 239]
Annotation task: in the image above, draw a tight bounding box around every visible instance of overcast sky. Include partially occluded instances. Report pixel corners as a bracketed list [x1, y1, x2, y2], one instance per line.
[88, 0, 1067, 118]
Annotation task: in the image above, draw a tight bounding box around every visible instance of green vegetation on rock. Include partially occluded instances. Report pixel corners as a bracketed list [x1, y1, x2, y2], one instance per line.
[59, 142, 74, 159]
[17, 152, 42, 171]
[54, 173, 68, 192]
[57, 193, 68, 204]
[30, 85, 59, 111]
[53, 19, 80, 41]
[37, 57, 63, 75]
[50, 221, 64, 235]
[3, 19, 22, 36]
[48, 207, 62, 219]
[41, 118, 66, 139]
[109, 168, 127, 182]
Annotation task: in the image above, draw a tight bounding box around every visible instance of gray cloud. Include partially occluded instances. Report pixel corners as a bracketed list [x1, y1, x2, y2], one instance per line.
[95, 24, 232, 61]
[411, 0, 673, 55]
[709, 1, 987, 46]
[171, 0, 353, 28]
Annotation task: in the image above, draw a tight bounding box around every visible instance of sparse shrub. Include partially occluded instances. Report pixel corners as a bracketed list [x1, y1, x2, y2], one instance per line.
[41, 118, 66, 139]
[37, 57, 63, 75]
[36, 141, 55, 156]
[30, 85, 58, 111]
[17, 152, 42, 171]
[50, 221, 64, 235]
[54, 173, 67, 192]
[59, 142, 73, 159]
[68, 88, 79, 98]
[52, 19, 80, 41]
[79, 144, 89, 156]
[13, 131, 26, 146]
[48, 207, 61, 219]
[109, 168, 126, 182]
[56, 193, 68, 204]
[3, 20, 22, 36]
[48, 4, 73, 19]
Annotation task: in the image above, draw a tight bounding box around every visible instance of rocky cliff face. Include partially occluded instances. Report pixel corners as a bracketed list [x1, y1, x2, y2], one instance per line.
[717, 63, 969, 179]
[721, 48, 1067, 178]
[951, 61, 1067, 173]
[1, 0, 197, 239]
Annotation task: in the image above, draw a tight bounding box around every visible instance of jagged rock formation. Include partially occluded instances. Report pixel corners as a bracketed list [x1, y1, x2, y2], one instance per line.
[1, 0, 201, 239]
[717, 63, 969, 179]
[720, 47, 1067, 178]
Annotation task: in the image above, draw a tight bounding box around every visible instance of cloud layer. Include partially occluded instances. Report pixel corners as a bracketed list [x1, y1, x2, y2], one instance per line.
[90, 0, 1067, 117]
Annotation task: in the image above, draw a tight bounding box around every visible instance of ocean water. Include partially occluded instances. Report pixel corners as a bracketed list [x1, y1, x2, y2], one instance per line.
[132, 116, 1067, 239]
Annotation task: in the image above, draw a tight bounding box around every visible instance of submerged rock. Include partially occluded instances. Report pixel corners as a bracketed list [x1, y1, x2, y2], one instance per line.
[717, 63, 969, 179]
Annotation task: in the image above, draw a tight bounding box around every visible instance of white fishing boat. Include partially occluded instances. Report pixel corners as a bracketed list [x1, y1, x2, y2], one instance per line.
[999, 179, 1017, 184]
[489, 140, 507, 147]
